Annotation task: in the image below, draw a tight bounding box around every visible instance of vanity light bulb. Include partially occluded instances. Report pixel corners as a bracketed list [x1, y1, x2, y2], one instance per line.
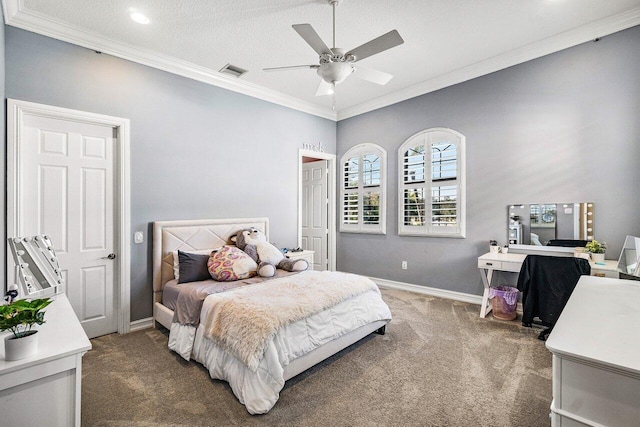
[17, 250, 25, 256]
[587, 220, 592, 224]
[587, 212, 592, 215]
[587, 228, 592, 232]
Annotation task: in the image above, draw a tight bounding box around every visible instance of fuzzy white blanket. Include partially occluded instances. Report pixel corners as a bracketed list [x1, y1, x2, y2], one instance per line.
[201, 270, 379, 371]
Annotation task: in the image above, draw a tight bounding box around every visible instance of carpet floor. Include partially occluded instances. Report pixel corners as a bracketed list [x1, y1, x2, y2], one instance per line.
[82, 288, 552, 426]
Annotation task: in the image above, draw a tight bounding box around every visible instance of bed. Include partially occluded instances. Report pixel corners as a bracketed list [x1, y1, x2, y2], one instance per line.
[152, 218, 391, 414]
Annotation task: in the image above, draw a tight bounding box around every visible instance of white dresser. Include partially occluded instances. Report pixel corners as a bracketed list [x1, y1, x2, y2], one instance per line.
[545, 276, 640, 426]
[0, 294, 91, 427]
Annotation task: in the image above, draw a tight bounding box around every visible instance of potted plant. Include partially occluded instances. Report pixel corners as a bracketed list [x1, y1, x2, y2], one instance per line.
[1, 298, 52, 361]
[585, 240, 606, 263]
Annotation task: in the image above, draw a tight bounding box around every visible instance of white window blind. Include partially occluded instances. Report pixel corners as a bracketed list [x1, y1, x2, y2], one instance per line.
[398, 128, 466, 237]
[340, 144, 387, 234]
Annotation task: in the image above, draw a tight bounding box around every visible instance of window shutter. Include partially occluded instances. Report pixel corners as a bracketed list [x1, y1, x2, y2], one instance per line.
[399, 128, 465, 238]
[340, 144, 387, 234]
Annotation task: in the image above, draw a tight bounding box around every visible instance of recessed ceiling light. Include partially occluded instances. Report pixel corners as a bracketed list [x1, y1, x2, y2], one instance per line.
[130, 11, 150, 25]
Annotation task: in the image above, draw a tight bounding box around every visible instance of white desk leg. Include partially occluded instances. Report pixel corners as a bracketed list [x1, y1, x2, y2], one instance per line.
[479, 268, 494, 318]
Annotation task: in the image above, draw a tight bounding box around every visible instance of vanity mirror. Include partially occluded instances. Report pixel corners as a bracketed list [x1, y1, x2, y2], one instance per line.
[7, 235, 63, 300]
[507, 202, 594, 250]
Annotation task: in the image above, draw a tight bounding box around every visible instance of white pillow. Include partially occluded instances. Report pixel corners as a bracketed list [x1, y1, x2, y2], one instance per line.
[173, 249, 218, 280]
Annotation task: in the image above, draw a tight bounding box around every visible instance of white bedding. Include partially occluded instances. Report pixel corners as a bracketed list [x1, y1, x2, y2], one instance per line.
[169, 287, 391, 414]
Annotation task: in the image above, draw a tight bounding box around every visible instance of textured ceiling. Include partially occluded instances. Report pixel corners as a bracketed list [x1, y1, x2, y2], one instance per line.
[14, 0, 640, 118]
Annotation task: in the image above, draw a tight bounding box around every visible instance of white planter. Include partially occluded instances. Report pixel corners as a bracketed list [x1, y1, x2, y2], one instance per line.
[591, 253, 605, 263]
[4, 331, 39, 361]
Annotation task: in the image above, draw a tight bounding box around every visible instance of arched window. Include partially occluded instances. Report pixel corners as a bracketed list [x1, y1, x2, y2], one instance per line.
[398, 128, 466, 237]
[340, 143, 387, 234]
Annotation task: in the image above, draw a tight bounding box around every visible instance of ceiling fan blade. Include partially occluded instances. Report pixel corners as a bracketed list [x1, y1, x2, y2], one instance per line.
[352, 66, 393, 85]
[263, 65, 319, 72]
[346, 30, 404, 62]
[315, 79, 334, 97]
[292, 24, 333, 56]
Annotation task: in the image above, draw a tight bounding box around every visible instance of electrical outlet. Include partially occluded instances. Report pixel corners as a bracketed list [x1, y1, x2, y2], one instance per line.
[134, 231, 144, 244]
[401, 261, 408, 270]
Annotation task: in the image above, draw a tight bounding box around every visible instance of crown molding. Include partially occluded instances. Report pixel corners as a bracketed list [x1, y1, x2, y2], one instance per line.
[2, 0, 337, 121]
[338, 7, 640, 120]
[4, 0, 640, 122]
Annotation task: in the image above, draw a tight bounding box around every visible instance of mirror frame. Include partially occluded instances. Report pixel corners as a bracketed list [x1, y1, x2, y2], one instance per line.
[7, 235, 63, 300]
[508, 202, 595, 253]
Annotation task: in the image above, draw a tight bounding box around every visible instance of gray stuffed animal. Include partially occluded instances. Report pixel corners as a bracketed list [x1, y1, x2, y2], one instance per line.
[234, 228, 308, 277]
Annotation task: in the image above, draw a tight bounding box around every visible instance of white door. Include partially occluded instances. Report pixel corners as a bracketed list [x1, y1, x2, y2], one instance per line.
[302, 160, 328, 270]
[16, 113, 118, 338]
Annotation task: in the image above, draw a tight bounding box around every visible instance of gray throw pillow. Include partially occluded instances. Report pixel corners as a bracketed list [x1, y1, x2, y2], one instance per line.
[177, 250, 212, 284]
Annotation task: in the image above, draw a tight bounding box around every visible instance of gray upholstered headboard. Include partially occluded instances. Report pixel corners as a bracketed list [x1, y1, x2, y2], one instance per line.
[152, 218, 269, 303]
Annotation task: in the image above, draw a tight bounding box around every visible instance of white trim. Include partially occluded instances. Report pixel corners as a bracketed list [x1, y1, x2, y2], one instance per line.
[373, 277, 524, 314]
[5, 0, 640, 122]
[2, 0, 336, 121]
[129, 317, 154, 332]
[298, 150, 337, 271]
[338, 7, 640, 120]
[6, 99, 132, 335]
[372, 277, 482, 306]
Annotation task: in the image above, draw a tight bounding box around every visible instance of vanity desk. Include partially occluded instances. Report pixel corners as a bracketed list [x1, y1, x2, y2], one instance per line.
[477, 252, 619, 318]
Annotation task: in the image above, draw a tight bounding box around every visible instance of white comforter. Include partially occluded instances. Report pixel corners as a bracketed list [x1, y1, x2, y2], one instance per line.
[169, 286, 391, 414]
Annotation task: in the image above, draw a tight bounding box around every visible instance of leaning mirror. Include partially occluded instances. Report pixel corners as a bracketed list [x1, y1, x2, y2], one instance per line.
[508, 202, 595, 251]
[617, 235, 640, 277]
[7, 235, 63, 300]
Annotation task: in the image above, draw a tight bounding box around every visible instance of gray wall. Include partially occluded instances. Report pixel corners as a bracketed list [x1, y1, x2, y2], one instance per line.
[4, 27, 336, 320]
[337, 25, 640, 295]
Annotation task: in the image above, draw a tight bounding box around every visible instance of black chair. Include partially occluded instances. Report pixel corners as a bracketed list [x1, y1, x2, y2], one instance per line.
[517, 255, 590, 340]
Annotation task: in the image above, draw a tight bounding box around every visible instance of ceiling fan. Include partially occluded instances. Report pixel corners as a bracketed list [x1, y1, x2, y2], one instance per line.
[263, 0, 404, 97]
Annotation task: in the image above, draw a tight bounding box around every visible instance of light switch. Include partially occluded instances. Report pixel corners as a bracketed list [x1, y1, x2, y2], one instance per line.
[134, 231, 144, 244]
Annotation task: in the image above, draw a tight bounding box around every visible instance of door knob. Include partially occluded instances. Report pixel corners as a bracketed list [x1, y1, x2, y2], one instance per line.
[102, 253, 116, 260]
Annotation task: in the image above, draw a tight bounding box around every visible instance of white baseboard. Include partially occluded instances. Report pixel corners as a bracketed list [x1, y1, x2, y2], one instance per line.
[129, 317, 154, 332]
[371, 277, 483, 305]
[371, 277, 524, 314]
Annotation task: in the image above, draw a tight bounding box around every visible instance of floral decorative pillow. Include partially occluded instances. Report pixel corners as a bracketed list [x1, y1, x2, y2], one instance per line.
[208, 245, 258, 281]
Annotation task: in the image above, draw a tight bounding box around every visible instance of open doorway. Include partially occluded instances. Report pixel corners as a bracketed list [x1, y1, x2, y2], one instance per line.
[298, 149, 336, 271]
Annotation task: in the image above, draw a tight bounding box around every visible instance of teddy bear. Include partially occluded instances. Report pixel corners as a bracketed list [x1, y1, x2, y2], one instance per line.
[233, 227, 308, 277]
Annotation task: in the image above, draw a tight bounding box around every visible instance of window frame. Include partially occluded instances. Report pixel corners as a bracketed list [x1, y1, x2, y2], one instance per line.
[398, 128, 466, 238]
[340, 143, 387, 234]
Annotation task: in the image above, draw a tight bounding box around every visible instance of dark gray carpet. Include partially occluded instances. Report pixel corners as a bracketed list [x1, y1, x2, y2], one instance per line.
[82, 288, 552, 426]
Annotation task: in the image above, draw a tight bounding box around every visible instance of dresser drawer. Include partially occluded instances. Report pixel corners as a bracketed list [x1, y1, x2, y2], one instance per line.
[478, 259, 502, 269]
[502, 261, 522, 273]
[591, 268, 618, 278]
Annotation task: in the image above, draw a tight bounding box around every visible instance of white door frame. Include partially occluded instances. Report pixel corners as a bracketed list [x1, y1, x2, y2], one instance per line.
[298, 149, 336, 271]
[7, 99, 132, 334]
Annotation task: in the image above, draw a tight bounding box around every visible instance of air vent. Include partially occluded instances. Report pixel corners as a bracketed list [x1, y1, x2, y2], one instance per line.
[219, 63, 248, 78]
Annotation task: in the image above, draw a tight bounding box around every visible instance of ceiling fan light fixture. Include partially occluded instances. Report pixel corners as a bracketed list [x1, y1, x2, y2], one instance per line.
[318, 62, 353, 84]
